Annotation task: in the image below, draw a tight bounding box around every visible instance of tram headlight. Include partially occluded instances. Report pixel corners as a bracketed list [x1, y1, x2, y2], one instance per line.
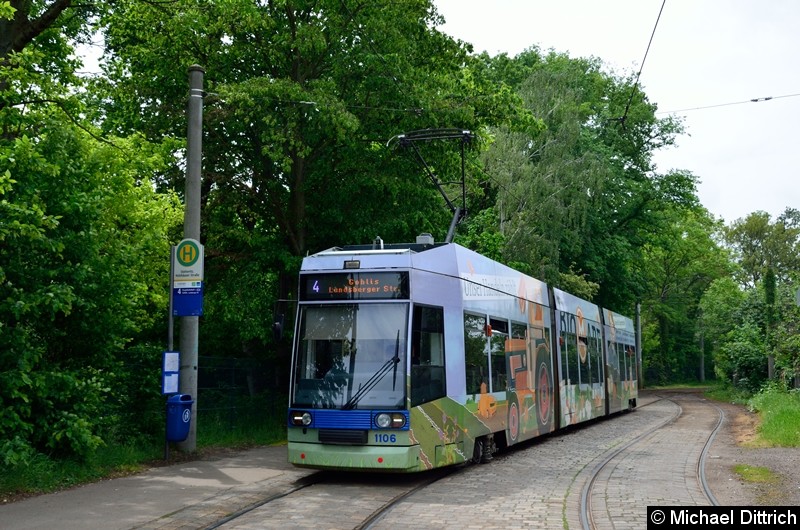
[375, 413, 392, 429]
[375, 412, 406, 429]
[291, 411, 312, 426]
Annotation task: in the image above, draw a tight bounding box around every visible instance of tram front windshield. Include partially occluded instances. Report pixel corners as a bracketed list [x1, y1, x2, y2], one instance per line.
[292, 303, 408, 410]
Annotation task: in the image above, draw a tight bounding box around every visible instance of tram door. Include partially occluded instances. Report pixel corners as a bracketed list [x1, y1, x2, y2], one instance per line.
[410, 305, 446, 407]
[464, 314, 508, 395]
[463, 313, 513, 443]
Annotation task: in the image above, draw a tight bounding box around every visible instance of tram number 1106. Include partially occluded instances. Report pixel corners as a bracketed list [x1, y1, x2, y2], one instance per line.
[375, 434, 397, 443]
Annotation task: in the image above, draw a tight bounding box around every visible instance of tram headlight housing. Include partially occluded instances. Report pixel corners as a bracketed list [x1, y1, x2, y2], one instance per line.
[291, 411, 312, 427]
[374, 412, 406, 429]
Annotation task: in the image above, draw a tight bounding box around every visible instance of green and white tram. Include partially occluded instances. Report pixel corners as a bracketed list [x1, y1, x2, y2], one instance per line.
[287, 235, 638, 472]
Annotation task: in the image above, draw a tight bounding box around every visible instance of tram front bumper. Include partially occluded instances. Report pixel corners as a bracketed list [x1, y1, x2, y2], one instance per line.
[288, 441, 422, 472]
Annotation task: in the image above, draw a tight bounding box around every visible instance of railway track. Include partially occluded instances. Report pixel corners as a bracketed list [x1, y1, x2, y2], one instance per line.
[579, 394, 724, 530]
[159, 391, 725, 530]
[206, 467, 458, 529]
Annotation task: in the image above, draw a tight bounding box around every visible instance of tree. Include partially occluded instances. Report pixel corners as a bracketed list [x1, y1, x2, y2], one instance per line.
[1, 0, 98, 121]
[724, 209, 800, 289]
[472, 48, 689, 314]
[638, 207, 731, 383]
[718, 209, 800, 387]
[699, 277, 746, 383]
[699, 277, 746, 349]
[0, 0, 74, 59]
[1, 117, 183, 463]
[764, 266, 776, 378]
[716, 322, 767, 392]
[95, 0, 522, 365]
[1, 0, 184, 463]
[771, 282, 800, 387]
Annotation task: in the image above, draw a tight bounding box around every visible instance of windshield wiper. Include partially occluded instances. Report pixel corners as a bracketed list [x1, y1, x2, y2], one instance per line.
[391, 330, 399, 391]
[342, 331, 401, 410]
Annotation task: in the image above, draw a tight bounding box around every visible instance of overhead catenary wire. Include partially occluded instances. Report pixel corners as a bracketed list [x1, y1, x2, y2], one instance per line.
[657, 92, 800, 115]
[617, 0, 666, 129]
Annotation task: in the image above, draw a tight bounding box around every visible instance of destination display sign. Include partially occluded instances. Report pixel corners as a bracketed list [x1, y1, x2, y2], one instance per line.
[300, 272, 409, 301]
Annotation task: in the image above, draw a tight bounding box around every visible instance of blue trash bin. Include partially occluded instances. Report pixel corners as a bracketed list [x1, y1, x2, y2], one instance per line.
[166, 394, 194, 442]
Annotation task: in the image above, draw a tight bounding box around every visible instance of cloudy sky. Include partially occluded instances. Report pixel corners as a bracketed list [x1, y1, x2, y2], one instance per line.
[434, 0, 800, 224]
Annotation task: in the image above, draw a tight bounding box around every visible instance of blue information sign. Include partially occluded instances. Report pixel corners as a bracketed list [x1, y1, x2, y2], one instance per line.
[173, 281, 204, 316]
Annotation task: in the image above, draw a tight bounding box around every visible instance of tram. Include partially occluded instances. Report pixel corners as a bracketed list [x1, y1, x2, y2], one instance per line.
[286, 234, 638, 472]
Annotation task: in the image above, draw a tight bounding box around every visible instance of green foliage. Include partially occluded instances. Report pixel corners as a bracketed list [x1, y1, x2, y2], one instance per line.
[0, 347, 108, 464]
[3, 0, 799, 486]
[732, 464, 779, 484]
[476, 49, 692, 315]
[455, 207, 506, 263]
[704, 383, 752, 406]
[714, 323, 767, 392]
[0, 387, 288, 498]
[94, 0, 519, 366]
[766, 282, 800, 385]
[1, 115, 182, 463]
[197, 394, 288, 448]
[102, 343, 168, 444]
[639, 208, 731, 383]
[699, 278, 746, 343]
[748, 384, 800, 447]
[724, 209, 800, 288]
[556, 268, 600, 302]
[0, 1, 13, 21]
[701, 210, 800, 389]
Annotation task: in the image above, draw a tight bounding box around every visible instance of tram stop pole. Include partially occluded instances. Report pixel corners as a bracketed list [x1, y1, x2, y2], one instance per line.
[178, 65, 204, 452]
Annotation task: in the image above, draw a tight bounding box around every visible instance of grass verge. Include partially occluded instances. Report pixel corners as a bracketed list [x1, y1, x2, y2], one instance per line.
[747, 387, 800, 447]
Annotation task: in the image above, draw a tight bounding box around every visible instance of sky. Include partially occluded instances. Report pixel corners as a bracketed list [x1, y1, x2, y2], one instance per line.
[434, 0, 800, 224]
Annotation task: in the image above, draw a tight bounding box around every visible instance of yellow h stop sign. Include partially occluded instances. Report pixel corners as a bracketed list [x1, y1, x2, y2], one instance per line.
[177, 240, 199, 267]
[174, 239, 203, 282]
[173, 239, 204, 316]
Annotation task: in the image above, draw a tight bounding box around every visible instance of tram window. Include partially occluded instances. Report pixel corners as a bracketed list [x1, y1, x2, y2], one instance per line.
[587, 327, 603, 385]
[559, 327, 567, 382]
[572, 341, 581, 385]
[490, 317, 508, 335]
[607, 339, 620, 383]
[511, 322, 527, 340]
[489, 317, 508, 392]
[413, 305, 445, 366]
[560, 313, 579, 387]
[578, 335, 591, 385]
[293, 304, 408, 409]
[594, 346, 602, 384]
[411, 305, 446, 407]
[506, 322, 529, 390]
[307, 339, 344, 379]
[621, 346, 635, 381]
[464, 313, 489, 395]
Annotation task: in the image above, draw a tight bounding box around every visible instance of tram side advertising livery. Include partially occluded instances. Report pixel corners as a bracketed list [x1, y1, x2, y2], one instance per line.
[287, 237, 638, 472]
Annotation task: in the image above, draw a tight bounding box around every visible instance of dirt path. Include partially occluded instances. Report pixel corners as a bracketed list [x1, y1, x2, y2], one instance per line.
[705, 400, 800, 505]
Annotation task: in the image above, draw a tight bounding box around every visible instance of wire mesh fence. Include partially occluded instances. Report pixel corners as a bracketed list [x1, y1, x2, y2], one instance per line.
[196, 356, 287, 430]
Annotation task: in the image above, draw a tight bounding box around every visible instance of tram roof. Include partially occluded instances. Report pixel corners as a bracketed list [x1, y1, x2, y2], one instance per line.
[302, 240, 552, 306]
[302, 240, 451, 270]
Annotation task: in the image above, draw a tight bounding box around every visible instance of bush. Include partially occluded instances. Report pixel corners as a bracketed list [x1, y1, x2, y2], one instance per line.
[714, 323, 767, 392]
[0, 363, 108, 465]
